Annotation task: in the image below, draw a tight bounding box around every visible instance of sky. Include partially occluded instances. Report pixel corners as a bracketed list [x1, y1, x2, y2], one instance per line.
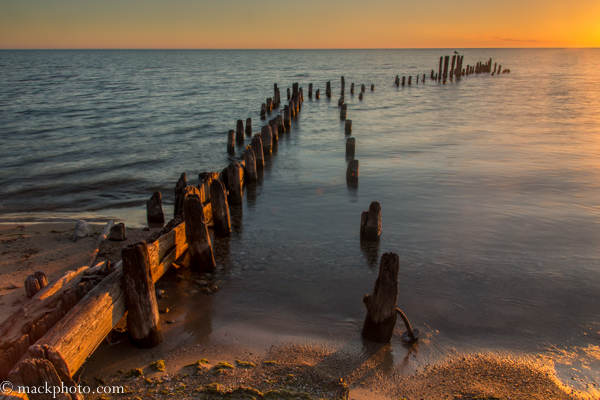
[1, 0, 599, 49]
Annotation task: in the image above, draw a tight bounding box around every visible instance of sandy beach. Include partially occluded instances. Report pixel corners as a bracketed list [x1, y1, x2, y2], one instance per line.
[0, 221, 591, 399]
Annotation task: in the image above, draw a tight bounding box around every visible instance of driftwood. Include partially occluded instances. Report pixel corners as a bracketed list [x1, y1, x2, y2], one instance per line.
[209, 179, 231, 236]
[183, 195, 215, 272]
[122, 242, 162, 348]
[362, 252, 399, 343]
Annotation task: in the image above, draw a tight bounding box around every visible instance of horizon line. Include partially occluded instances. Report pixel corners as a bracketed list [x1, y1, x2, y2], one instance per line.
[1, 46, 599, 51]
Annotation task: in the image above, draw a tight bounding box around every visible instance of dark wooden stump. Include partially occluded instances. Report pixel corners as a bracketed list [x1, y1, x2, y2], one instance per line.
[341, 76, 345, 95]
[361, 252, 399, 343]
[289, 99, 296, 118]
[209, 179, 231, 236]
[19, 358, 71, 400]
[147, 191, 165, 224]
[408, 76, 412, 85]
[350, 82, 355, 94]
[346, 137, 355, 157]
[236, 119, 244, 142]
[260, 103, 266, 120]
[345, 119, 352, 134]
[402, 76, 406, 86]
[183, 194, 216, 272]
[346, 159, 359, 183]
[316, 89, 320, 99]
[277, 115, 285, 133]
[284, 105, 291, 127]
[227, 162, 243, 206]
[227, 129, 235, 153]
[122, 241, 163, 348]
[287, 88, 291, 100]
[261, 125, 273, 154]
[371, 84, 374, 91]
[266, 97, 273, 112]
[340, 103, 347, 120]
[359, 93, 363, 101]
[25, 275, 40, 298]
[326, 81, 331, 98]
[251, 136, 264, 169]
[246, 117, 252, 135]
[108, 222, 126, 241]
[244, 147, 257, 182]
[308, 83, 313, 98]
[360, 201, 382, 241]
[174, 172, 187, 217]
[361, 84, 365, 93]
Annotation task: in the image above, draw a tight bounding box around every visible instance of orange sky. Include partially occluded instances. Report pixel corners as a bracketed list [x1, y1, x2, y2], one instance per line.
[1, 0, 599, 49]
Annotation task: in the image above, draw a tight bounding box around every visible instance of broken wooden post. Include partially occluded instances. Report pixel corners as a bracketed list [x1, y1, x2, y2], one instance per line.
[341, 76, 345, 94]
[346, 137, 355, 157]
[174, 172, 187, 217]
[443, 55, 450, 83]
[147, 191, 165, 224]
[450, 55, 456, 79]
[244, 147, 257, 182]
[340, 103, 347, 120]
[350, 83, 355, 94]
[402, 76, 406, 86]
[122, 241, 163, 348]
[183, 194, 216, 272]
[359, 93, 363, 101]
[438, 56, 443, 82]
[260, 103, 266, 120]
[361, 84, 366, 92]
[346, 159, 359, 182]
[227, 129, 235, 153]
[108, 222, 126, 241]
[261, 125, 272, 154]
[371, 84, 374, 91]
[246, 117, 252, 136]
[338, 96, 345, 107]
[345, 119, 352, 134]
[227, 162, 243, 205]
[277, 115, 285, 133]
[251, 136, 264, 169]
[408, 76, 412, 85]
[236, 119, 244, 142]
[362, 252, 399, 343]
[209, 179, 231, 236]
[308, 83, 313, 98]
[284, 105, 291, 127]
[25, 275, 40, 299]
[360, 201, 381, 241]
[326, 81, 332, 98]
[315, 88, 320, 99]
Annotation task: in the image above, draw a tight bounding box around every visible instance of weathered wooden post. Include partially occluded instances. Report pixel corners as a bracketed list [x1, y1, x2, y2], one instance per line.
[269, 118, 279, 142]
[326, 81, 332, 98]
[287, 88, 291, 100]
[430, 69, 434, 79]
[360, 201, 382, 241]
[498, 64, 502, 74]
[284, 105, 291, 127]
[108, 222, 126, 241]
[316, 89, 320, 99]
[122, 241, 163, 348]
[408, 76, 412, 85]
[146, 191, 165, 225]
[338, 96, 345, 107]
[227, 129, 235, 153]
[245, 117, 252, 136]
[244, 147, 257, 182]
[266, 97, 273, 112]
[341, 76, 345, 94]
[450, 55, 456, 80]
[174, 172, 187, 217]
[340, 103, 347, 120]
[350, 83, 355, 94]
[308, 83, 313, 98]
[260, 103, 266, 120]
[210, 179, 231, 236]
[227, 162, 243, 205]
[359, 92, 363, 101]
[261, 125, 272, 154]
[299, 87, 304, 102]
[371, 84, 374, 91]
[443, 55, 449, 82]
[251, 136, 264, 169]
[438, 56, 443, 82]
[346, 159, 359, 182]
[361, 84, 365, 92]
[25, 275, 40, 298]
[236, 119, 244, 142]
[402, 76, 406, 86]
[361, 252, 399, 343]
[183, 194, 216, 272]
[395, 75, 399, 86]
[345, 119, 352, 134]
[289, 99, 296, 118]
[346, 137, 355, 157]
[277, 115, 286, 133]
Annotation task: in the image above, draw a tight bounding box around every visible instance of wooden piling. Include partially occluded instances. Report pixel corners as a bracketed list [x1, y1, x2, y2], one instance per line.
[346, 159, 359, 182]
[345, 119, 352, 134]
[287, 88, 291, 100]
[261, 125, 272, 154]
[346, 137, 355, 157]
[408, 76, 412, 85]
[245, 117, 252, 136]
[422, 74, 426, 83]
[360, 201, 382, 241]
[316, 89, 320, 99]
[371, 84, 374, 91]
[340, 103, 347, 120]
[251, 136, 264, 169]
[402, 76, 406, 86]
[350, 83, 355, 94]
[450, 55, 456, 79]
[243, 147, 257, 182]
[209, 179, 231, 236]
[438, 56, 443, 82]
[266, 98, 273, 112]
[284, 105, 291, 127]
[361, 252, 399, 343]
[308, 83, 313, 98]
[395, 75, 399, 86]
[277, 115, 285, 133]
[183, 194, 216, 272]
[359, 93, 363, 101]
[341, 76, 345, 95]
[227, 129, 235, 153]
[174, 172, 187, 217]
[260, 103, 266, 120]
[269, 118, 279, 142]
[289, 99, 296, 118]
[122, 241, 163, 348]
[147, 192, 165, 224]
[361, 84, 366, 93]
[227, 162, 243, 205]
[338, 96, 345, 107]
[443, 55, 450, 82]
[326, 81, 332, 98]
[236, 119, 244, 142]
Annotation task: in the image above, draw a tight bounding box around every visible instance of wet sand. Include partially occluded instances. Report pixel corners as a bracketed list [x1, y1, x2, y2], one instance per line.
[1, 221, 594, 399]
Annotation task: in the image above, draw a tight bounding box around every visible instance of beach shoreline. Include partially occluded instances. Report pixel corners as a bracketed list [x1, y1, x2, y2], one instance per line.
[0, 220, 592, 399]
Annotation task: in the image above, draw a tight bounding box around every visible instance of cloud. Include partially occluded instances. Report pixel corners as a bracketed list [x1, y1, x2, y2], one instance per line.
[488, 36, 553, 43]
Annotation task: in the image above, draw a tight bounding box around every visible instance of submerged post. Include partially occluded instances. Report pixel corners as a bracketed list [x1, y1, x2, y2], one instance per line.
[360, 201, 382, 241]
[362, 252, 399, 343]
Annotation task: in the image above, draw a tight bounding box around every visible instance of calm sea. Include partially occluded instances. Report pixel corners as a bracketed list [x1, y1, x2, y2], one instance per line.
[2, 49, 600, 387]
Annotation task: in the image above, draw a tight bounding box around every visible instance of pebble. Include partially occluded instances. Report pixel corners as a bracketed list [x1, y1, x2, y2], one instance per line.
[159, 308, 169, 314]
[195, 279, 208, 286]
[166, 320, 175, 324]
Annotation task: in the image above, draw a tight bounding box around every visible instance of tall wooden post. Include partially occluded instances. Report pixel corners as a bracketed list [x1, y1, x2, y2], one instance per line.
[227, 162, 243, 205]
[174, 172, 187, 217]
[284, 105, 291, 127]
[450, 55, 456, 80]
[183, 194, 216, 272]
[244, 147, 257, 182]
[346, 137, 355, 157]
[122, 241, 163, 348]
[210, 179, 231, 236]
[308, 83, 313, 98]
[346, 159, 359, 182]
[236, 119, 244, 142]
[438, 56, 443, 82]
[326, 81, 332, 98]
[341, 76, 345, 95]
[251, 136, 264, 169]
[402, 76, 406, 86]
[227, 129, 235, 153]
[261, 125, 272, 154]
[245, 117, 252, 135]
[362, 252, 399, 343]
[277, 115, 285, 133]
